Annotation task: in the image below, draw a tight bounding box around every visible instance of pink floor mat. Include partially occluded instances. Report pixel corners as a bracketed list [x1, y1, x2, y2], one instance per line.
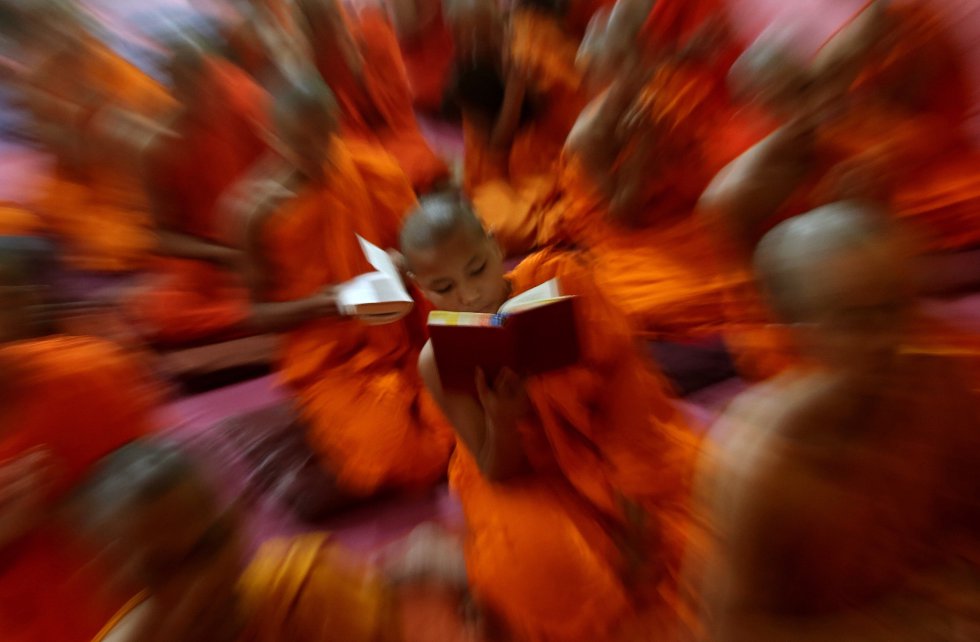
[156, 372, 733, 554]
[158, 376, 462, 554]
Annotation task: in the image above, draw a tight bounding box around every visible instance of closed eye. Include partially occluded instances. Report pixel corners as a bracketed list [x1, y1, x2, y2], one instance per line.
[433, 283, 454, 294]
[469, 262, 487, 276]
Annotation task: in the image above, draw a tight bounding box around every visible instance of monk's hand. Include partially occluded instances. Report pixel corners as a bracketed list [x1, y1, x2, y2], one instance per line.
[0, 449, 55, 551]
[315, 286, 341, 318]
[387, 249, 411, 283]
[475, 367, 531, 432]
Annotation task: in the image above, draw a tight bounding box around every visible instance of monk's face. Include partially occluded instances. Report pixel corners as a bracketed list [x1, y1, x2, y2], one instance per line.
[279, 104, 338, 183]
[120, 481, 246, 642]
[796, 240, 913, 384]
[407, 226, 509, 313]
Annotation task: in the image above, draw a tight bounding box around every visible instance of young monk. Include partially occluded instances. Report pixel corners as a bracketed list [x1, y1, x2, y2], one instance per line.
[688, 202, 980, 641]
[81, 439, 479, 642]
[293, 0, 449, 194]
[10, 0, 173, 272]
[236, 73, 453, 508]
[0, 238, 160, 642]
[126, 37, 269, 346]
[403, 192, 701, 641]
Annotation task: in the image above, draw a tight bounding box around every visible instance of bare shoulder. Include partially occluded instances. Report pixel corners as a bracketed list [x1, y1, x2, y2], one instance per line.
[417, 340, 439, 392]
[708, 372, 836, 530]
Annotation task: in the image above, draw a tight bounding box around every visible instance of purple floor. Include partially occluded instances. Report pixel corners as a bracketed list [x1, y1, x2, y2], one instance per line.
[158, 373, 733, 555]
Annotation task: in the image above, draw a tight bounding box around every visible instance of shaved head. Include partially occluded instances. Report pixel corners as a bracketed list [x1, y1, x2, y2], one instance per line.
[78, 438, 209, 538]
[400, 191, 488, 268]
[401, 191, 508, 313]
[271, 70, 338, 180]
[754, 201, 906, 323]
[272, 70, 337, 135]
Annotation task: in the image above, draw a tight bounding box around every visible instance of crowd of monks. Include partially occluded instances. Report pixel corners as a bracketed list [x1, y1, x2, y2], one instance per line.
[2, 0, 980, 639]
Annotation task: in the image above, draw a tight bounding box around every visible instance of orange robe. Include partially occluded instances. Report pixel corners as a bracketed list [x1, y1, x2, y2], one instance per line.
[0, 335, 158, 642]
[34, 166, 156, 273]
[830, 1, 980, 252]
[462, 8, 587, 194]
[0, 202, 42, 236]
[127, 59, 269, 345]
[28, 37, 172, 272]
[98, 532, 475, 642]
[396, 2, 455, 113]
[452, 249, 699, 641]
[258, 137, 453, 495]
[313, 6, 448, 194]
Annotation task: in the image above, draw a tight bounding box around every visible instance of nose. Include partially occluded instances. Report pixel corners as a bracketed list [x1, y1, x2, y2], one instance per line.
[459, 285, 482, 308]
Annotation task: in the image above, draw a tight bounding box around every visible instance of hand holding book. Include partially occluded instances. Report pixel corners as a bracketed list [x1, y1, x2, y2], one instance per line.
[475, 367, 531, 433]
[337, 236, 415, 325]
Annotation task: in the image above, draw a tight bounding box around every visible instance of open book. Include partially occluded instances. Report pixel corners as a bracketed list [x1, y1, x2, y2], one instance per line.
[427, 278, 580, 394]
[337, 236, 414, 325]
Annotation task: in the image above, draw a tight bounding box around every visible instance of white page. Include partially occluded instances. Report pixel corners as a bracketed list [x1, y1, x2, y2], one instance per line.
[336, 237, 414, 321]
[357, 235, 410, 299]
[337, 272, 405, 306]
[498, 278, 561, 314]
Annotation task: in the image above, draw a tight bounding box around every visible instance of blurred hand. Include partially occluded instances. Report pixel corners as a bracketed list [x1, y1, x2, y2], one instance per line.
[475, 367, 531, 432]
[315, 286, 340, 318]
[0, 449, 55, 550]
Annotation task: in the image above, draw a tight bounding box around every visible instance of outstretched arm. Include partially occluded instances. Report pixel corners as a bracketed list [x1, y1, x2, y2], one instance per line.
[236, 171, 342, 333]
[698, 119, 817, 263]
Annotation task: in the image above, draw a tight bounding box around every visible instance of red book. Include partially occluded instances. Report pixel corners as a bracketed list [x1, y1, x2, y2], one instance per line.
[427, 279, 581, 395]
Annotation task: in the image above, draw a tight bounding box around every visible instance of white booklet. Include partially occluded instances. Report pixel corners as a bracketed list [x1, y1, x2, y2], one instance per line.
[337, 236, 414, 325]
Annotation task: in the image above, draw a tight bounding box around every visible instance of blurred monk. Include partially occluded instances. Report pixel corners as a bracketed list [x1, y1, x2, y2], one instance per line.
[688, 202, 980, 641]
[0, 238, 160, 642]
[404, 193, 701, 641]
[513, 10, 740, 340]
[700, 4, 899, 377]
[825, 0, 980, 253]
[10, 1, 173, 272]
[82, 439, 481, 642]
[127, 38, 269, 346]
[446, 0, 587, 195]
[385, 0, 455, 113]
[294, 0, 449, 193]
[236, 74, 452, 509]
